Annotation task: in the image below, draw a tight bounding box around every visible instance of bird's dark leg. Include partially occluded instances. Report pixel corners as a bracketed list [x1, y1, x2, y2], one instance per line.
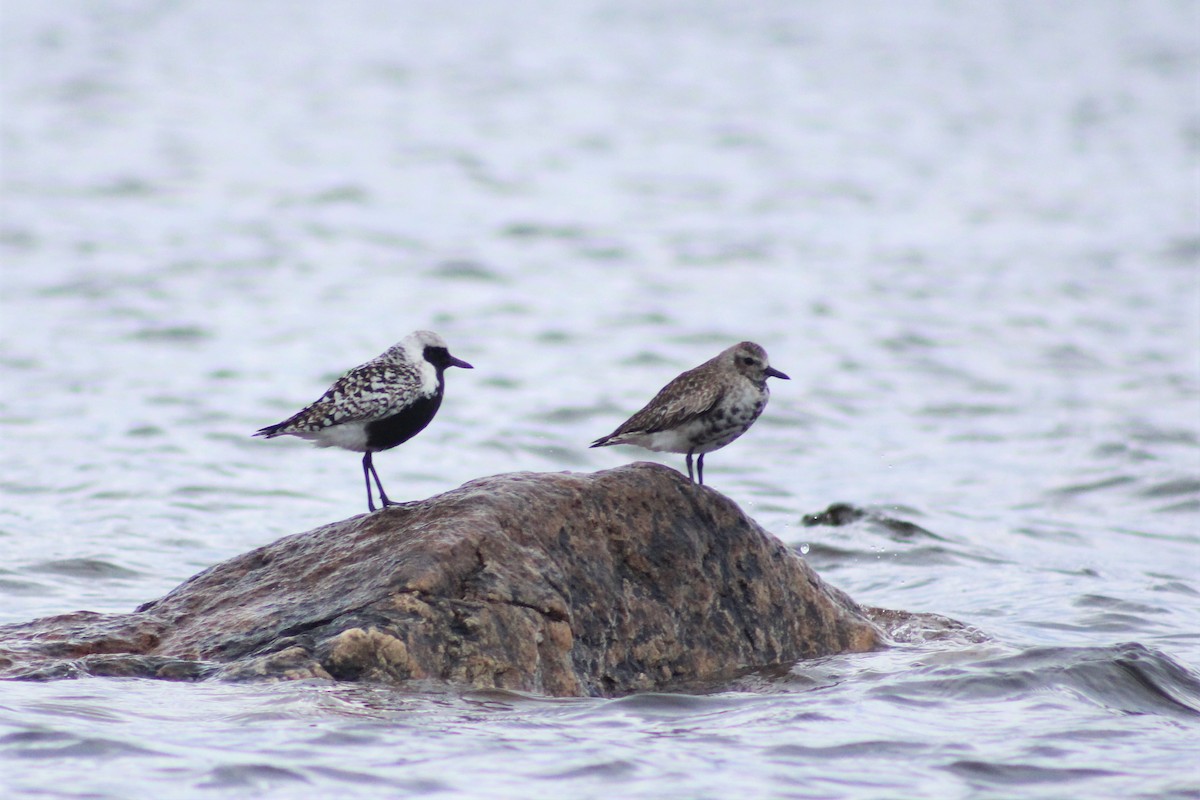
[362, 453, 377, 512]
[364, 452, 395, 508]
[685, 450, 695, 483]
[697, 453, 705, 485]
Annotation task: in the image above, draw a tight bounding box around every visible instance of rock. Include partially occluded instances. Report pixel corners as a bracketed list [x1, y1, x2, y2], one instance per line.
[802, 502, 941, 539]
[1, 463, 889, 696]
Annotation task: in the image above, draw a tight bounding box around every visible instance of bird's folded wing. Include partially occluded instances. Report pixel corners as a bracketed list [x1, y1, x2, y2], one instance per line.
[617, 372, 725, 436]
[289, 365, 419, 430]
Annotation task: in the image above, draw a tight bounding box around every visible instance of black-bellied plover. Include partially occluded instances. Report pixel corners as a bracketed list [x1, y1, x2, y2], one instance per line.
[589, 341, 789, 485]
[254, 330, 473, 511]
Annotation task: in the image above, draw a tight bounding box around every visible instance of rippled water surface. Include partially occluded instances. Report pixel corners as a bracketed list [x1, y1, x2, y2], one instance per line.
[2, 1, 1199, 797]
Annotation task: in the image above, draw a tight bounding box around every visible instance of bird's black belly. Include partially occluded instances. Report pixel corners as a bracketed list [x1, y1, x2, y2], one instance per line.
[364, 394, 443, 451]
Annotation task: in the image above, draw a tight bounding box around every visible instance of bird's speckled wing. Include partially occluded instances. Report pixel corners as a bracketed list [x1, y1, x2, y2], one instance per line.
[269, 361, 424, 433]
[602, 366, 726, 440]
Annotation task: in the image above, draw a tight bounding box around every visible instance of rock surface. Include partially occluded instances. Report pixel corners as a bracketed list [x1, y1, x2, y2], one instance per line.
[1, 463, 889, 696]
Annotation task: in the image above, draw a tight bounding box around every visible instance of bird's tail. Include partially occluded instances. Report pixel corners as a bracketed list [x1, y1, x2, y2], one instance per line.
[253, 420, 290, 438]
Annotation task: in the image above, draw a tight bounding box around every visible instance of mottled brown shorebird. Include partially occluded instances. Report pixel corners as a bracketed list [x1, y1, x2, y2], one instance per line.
[255, 330, 472, 511]
[590, 341, 789, 484]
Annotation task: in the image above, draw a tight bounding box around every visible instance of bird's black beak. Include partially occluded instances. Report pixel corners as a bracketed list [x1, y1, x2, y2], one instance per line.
[449, 356, 474, 369]
[765, 366, 790, 380]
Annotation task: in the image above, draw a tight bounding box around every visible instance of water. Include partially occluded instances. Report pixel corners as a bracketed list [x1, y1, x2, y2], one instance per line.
[2, 1, 1198, 797]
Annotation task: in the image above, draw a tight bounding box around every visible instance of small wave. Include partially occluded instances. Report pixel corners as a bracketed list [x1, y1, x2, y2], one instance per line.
[946, 759, 1116, 786]
[127, 325, 211, 343]
[1049, 475, 1138, 496]
[0, 576, 51, 595]
[1127, 422, 1199, 447]
[200, 763, 310, 789]
[539, 759, 639, 781]
[1042, 343, 1107, 371]
[798, 504, 1004, 571]
[0, 728, 159, 760]
[1141, 477, 1200, 498]
[1074, 594, 1169, 615]
[428, 259, 506, 283]
[768, 740, 931, 760]
[306, 765, 393, 785]
[530, 404, 614, 424]
[918, 403, 1018, 418]
[501, 221, 589, 240]
[305, 184, 370, 205]
[1026, 616, 1164, 634]
[871, 642, 1200, 719]
[1151, 579, 1199, 597]
[1157, 498, 1200, 514]
[805, 543, 988, 568]
[27, 558, 140, 580]
[602, 692, 738, 715]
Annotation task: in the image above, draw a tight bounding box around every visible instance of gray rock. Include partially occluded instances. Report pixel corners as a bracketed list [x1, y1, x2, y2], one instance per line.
[1, 463, 897, 696]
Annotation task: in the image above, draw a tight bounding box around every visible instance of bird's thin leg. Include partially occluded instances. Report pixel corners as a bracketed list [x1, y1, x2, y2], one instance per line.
[697, 453, 705, 486]
[362, 453, 377, 512]
[685, 451, 695, 482]
[366, 453, 395, 507]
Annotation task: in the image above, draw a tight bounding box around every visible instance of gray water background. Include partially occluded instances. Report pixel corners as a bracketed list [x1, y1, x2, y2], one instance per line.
[2, 1, 1199, 797]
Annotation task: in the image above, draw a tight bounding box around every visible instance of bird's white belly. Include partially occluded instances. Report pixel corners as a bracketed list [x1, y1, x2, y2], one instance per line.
[624, 417, 749, 455]
[294, 422, 371, 452]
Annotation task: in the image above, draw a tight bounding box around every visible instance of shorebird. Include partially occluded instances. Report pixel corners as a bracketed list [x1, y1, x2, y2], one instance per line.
[590, 341, 789, 485]
[255, 330, 473, 511]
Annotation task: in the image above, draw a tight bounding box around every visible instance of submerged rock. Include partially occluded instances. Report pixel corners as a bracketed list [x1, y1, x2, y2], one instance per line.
[802, 501, 941, 539]
[1, 463, 891, 696]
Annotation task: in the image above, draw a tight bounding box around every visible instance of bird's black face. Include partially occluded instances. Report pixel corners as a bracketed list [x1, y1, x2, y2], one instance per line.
[424, 345, 474, 372]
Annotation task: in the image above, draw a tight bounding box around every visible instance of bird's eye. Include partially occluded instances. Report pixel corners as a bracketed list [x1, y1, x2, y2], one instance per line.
[742, 357, 755, 365]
